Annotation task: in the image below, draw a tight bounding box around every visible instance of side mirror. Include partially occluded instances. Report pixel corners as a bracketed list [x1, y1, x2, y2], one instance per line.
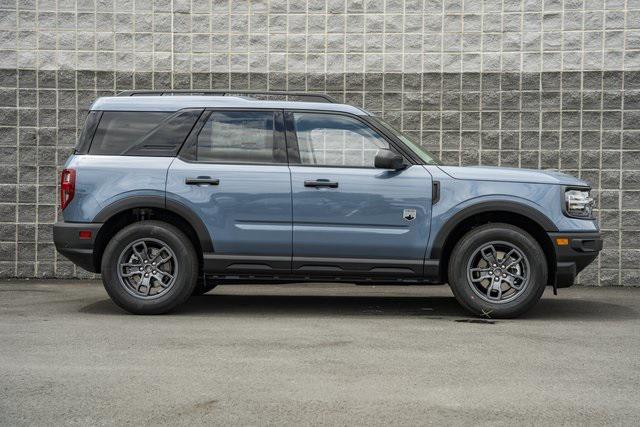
[374, 149, 405, 170]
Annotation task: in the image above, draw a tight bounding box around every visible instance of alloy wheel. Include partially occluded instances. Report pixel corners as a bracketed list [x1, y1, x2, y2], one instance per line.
[466, 241, 530, 304]
[117, 238, 178, 299]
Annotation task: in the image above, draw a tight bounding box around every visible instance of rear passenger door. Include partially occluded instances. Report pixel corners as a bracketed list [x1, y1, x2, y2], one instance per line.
[167, 110, 292, 274]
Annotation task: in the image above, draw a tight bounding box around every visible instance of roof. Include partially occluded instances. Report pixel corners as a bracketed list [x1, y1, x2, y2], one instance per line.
[90, 96, 370, 116]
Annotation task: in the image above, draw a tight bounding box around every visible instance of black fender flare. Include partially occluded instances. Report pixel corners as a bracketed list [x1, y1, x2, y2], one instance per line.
[429, 200, 558, 259]
[93, 195, 214, 252]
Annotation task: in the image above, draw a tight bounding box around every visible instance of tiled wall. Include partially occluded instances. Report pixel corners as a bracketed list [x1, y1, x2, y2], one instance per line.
[0, 0, 639, 284]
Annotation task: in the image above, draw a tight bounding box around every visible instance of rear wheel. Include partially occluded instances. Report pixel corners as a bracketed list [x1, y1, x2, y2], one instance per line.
[448, 223, 547, 318]
[101, 221, 198, 314]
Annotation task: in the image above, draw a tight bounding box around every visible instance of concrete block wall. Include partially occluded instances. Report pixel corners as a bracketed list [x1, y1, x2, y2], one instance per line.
[0, 0, 639, 284]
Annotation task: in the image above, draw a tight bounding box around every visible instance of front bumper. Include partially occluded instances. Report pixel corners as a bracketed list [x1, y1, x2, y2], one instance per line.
[53, 222, 103, 273]
[548, 232, 602, 288]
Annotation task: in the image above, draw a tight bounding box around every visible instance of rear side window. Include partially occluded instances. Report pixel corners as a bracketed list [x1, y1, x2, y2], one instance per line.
[196, 111, 285, 164]
[89, 111, 170, 155]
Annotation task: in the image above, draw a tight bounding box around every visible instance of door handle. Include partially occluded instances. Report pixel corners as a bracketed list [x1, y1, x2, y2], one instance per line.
[185, 176, 220, 186]
[304, 179, 339, 188]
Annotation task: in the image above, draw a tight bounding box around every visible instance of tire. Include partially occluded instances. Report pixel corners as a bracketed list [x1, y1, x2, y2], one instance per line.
[101, 220, 199, 314]
[447, 223, 547, 319]
[192, 276, 217, 296]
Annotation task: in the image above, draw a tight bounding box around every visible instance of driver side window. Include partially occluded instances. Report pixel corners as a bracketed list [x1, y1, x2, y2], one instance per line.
[292, 113, 390, 167]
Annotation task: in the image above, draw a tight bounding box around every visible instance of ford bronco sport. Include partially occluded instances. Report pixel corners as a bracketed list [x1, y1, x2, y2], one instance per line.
[54, 91, 602, 317]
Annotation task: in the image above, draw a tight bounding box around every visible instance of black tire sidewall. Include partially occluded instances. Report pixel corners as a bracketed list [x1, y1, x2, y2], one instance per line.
[101, 221, 198, 314]
[448, 224, 547, 318]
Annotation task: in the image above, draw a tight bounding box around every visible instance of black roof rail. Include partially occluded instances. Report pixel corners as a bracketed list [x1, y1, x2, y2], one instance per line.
[115, 90, 339, 103]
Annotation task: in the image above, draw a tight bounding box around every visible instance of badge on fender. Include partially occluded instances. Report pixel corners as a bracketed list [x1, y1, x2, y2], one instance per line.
[403, 208, 416, 221]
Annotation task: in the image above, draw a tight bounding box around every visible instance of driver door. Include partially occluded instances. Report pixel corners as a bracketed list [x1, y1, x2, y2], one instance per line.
[286, 111, 433, 278]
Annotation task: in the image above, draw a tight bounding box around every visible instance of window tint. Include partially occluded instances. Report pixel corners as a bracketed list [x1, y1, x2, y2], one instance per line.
[123, 109, 202, 156]
[88, 111, 170, 155]
[196, 111, 283, 164]
[293, 113, 389, 167]
[75, 110, 100, 154]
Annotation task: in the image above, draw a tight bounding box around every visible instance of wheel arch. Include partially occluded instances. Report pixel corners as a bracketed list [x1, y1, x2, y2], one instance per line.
[92, 196, 213, 273]
[431, 201, 557, 286]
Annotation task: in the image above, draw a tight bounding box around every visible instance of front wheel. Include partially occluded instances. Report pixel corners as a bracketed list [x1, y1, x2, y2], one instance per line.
[101, 221, 199, 314]
[448, 223, 547, 318]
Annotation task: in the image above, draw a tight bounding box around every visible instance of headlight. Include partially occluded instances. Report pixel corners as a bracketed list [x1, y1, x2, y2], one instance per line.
[564, 189, 594, 218]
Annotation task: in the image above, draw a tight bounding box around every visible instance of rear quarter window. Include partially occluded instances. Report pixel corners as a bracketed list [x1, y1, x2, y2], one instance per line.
[121, 109, 202, 157]
[89, 111, 170, 155]
[87, 110, 202, 156]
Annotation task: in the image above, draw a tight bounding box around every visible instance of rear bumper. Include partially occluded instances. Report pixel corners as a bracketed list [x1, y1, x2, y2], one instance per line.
[548, 231, 602, 288]
[53, 222, 103, 273]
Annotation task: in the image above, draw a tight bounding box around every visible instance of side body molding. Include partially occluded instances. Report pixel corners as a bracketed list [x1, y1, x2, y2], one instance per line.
[428, 200, 559, 259]
[92, 195, 214, 253]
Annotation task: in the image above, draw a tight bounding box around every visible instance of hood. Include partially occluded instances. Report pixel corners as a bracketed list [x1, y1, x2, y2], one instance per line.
[438, 166, 589, 187]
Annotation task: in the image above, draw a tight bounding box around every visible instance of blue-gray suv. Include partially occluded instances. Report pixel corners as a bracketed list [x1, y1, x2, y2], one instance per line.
[54, 91, 602, 317]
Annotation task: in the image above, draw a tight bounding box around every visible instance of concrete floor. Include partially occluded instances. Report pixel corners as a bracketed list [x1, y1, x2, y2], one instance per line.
[0, 281, 639, 426]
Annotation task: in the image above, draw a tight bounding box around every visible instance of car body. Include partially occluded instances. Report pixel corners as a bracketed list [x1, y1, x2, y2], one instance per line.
[54, 91, 602, 317]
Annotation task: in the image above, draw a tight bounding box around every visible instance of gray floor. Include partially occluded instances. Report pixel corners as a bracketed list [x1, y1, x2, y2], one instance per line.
[1, 281, 639, 426]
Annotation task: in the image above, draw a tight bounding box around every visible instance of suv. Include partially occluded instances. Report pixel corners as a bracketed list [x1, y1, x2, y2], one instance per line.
[54, 91, 602, 318]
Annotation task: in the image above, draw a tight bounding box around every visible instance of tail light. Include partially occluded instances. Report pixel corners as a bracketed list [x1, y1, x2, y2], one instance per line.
[60, 168, 76, 210]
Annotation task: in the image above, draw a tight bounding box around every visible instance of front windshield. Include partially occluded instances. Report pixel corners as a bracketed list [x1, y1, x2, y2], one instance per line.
[372, 117, 440, 165]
